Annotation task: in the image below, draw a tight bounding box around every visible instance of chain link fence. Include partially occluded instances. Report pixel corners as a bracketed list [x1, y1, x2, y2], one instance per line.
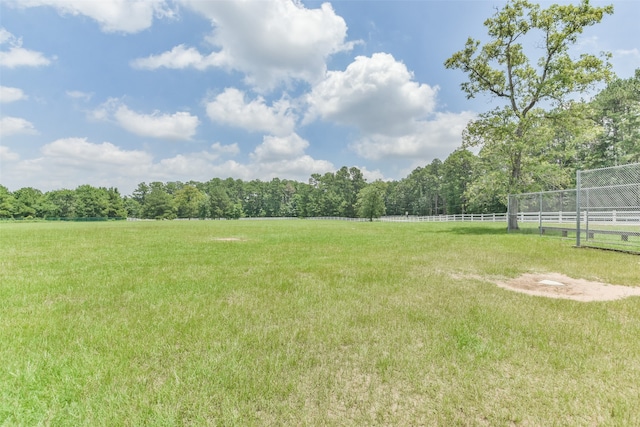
[508, 163, 640, 253]
[577, 163, 640, 252]
[508, 189, 578, 235]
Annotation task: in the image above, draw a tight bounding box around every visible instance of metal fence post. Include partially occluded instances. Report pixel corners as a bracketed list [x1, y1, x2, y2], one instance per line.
[539, 193, 543, 235]
[576, 170, 581, 247]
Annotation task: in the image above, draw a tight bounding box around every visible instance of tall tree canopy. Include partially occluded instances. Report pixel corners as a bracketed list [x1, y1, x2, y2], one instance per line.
[588, 69, 640, 167]
[445, 0, 613, 228]
[356, 181, 387, 221]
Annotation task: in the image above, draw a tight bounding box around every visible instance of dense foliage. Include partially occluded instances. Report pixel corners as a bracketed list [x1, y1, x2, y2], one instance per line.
[1, 71, 637, 220]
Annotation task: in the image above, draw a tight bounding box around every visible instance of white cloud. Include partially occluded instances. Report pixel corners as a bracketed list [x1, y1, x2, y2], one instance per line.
[0, 86, 27, 103]
[0, 28, 12, 44]
[141, 0, 357, 89]
[248, 133, 334, 180]
[306, 53, 438, 135]
[616, 48, 640, 57]
[304, 52, 476, 163]
[66, 90, 93, 101]
[210, 142, 240, 156]
[251, 133, 308, 163]
[88, 98, 119, 122]
[0, 138, 233, 194]
[131, 44, 223, 71]
[0, 28, 51, 68]
[7, 0, 175, 33]
[350, 111, 476, 161]
[1, 138, 154, 193]
[197, 160, 253, 182]
[357, 166, 387, 182]
[254, 155, 335, 181]
[206, 88, 296, 136]
[152, 153, 213, 176]
[145, 135, 335, 184]
[92, 100, 200, 140]
[41, 137, 152, 167]
[0, 116, 38, 138]
[114, 105, 199, 140]
[0, 46, 51, 68]
[0, 145, 20, 162]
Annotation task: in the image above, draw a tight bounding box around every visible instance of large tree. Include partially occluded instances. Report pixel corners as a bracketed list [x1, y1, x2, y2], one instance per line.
[13, 187, 45, 218]
[401, 160, 445, 216]
[208, 186, 232, 219]
[105, 188, 127, 218]
[142, 182, 176, 219]
[445, 0, 613, 229]
[0, 185, 16, 218]
[356, 182, 387, 221]
[44, 189, 77, 218]
[74, 185, 109, 218]
[442, 149, 478, 215]
[174, 185, 206, 219]
[334, 166, 367, 217]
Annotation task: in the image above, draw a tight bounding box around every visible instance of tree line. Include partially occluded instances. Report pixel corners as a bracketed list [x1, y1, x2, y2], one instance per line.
[0, 159, 483, 220]
[0, 166, 430, 220]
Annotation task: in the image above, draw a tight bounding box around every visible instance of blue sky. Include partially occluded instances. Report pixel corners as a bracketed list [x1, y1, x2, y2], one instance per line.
[1, 0, 638, 195]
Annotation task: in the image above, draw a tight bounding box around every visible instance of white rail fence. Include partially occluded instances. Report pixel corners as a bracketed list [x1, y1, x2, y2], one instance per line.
[310, 211, 639, 224]
[382, 213, 507, 222]
[129, 211, 639, 224]
[308, 213, 508, 222]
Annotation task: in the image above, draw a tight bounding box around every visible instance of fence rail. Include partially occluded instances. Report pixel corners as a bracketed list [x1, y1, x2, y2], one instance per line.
[381, 213, 507, 222]
[510, 210, 640, 224]
[358, 211, 636, 224]
[306, 213, 508, 222]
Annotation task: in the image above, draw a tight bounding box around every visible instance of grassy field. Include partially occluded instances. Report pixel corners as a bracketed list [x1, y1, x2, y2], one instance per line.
[1, 220, 639, 426]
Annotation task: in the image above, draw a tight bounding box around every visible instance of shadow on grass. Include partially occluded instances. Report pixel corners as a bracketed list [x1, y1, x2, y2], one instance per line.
[509, 227, 545, 236]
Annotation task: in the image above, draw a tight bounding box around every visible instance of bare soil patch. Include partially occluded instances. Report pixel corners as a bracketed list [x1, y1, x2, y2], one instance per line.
[497, 272, 640, 302]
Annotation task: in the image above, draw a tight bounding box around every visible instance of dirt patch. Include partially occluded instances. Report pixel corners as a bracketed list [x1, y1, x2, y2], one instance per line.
[497, 272, 640, 302]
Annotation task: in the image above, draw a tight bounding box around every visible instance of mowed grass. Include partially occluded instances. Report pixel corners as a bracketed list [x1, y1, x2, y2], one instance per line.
[1, 220, 639, 426]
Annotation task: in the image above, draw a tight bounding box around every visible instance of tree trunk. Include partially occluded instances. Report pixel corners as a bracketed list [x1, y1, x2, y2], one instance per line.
[508, 197, 519, 230]
[508, 144, 523, 230]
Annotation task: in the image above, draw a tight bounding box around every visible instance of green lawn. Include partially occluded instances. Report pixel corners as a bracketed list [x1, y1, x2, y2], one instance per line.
[1, 220, 639, 425]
